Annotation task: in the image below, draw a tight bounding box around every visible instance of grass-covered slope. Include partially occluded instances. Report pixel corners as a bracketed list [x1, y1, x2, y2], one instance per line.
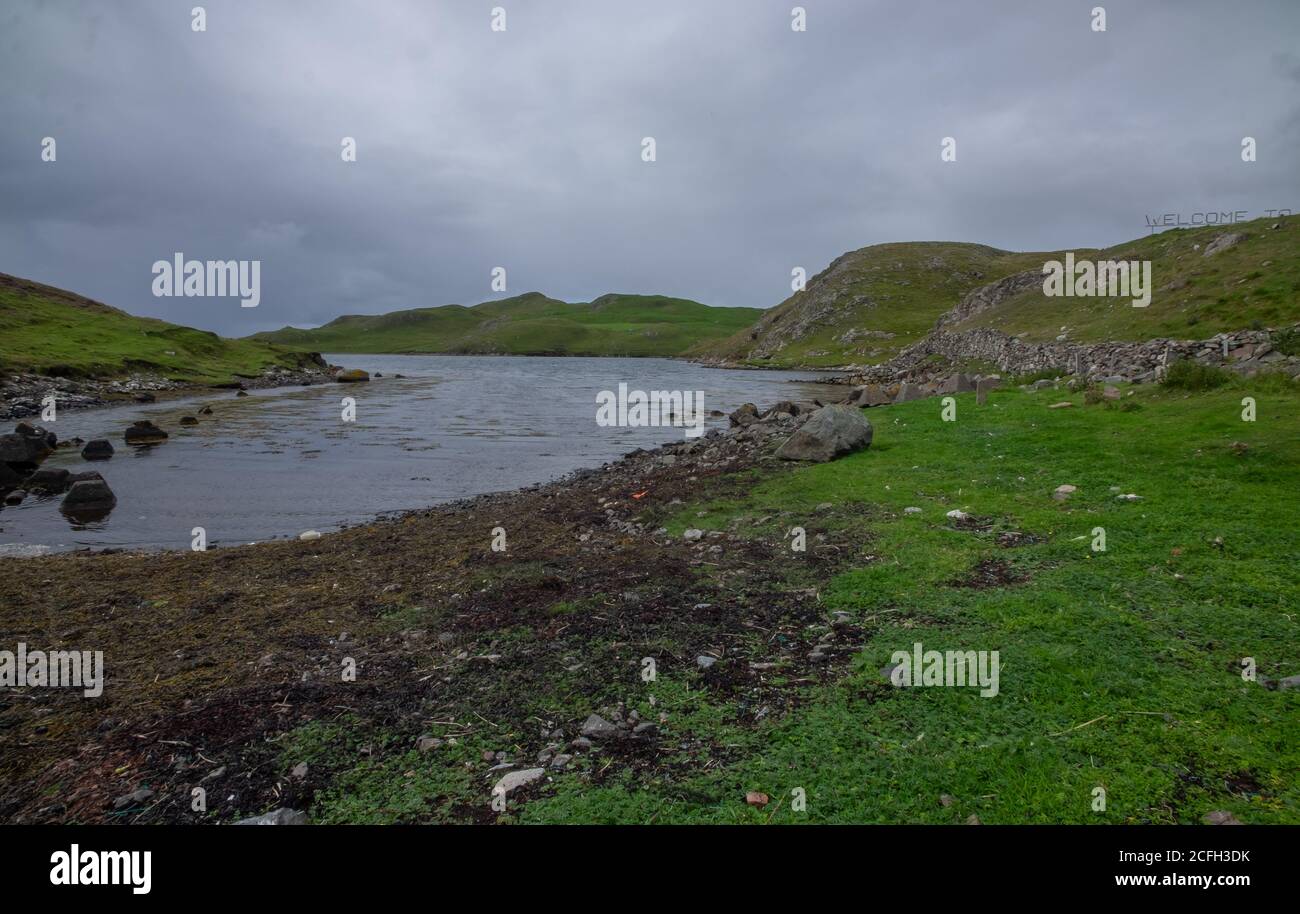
[696, 217, 1300, 369]
[252, 292, 762, 357]
[946, 216, 1300, 343]
[0, 272, 321, 383]
[692, 243, 1056, 369]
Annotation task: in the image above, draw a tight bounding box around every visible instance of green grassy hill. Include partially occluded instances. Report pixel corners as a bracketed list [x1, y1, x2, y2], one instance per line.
[0, 272, 322, 383]
[251, 292, 762, 357]
[695, 217, 1300, 369]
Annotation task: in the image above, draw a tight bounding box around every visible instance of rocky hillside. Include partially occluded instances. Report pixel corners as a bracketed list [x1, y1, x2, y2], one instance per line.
[251, 293, 762, 358]
[692, 243, 1055, 369]
[695, 217, 1300, 369]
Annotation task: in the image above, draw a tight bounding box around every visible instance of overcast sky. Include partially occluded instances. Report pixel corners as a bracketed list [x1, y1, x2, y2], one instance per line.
[2, 0, 1298, 336]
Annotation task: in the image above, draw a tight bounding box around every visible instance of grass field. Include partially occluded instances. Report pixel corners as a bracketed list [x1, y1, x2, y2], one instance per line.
[0, 273, 319, 383]
[251, 292, 762, 357]
[272, 379, 1298, 824]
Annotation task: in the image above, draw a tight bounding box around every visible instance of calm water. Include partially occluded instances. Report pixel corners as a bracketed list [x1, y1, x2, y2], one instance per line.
[1, 355, 835, 552]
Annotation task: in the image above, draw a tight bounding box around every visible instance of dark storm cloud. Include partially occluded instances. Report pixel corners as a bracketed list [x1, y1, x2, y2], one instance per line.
[1, 0, 1298, 336]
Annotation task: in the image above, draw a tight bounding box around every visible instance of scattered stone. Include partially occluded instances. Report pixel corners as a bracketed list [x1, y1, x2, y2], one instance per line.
[945, 509, 969, 520]
[299, 530, 322, 541]
[336, 369, 370, 383]
[549, 753, 573, 770]
[234, 807, 309, 825]
[1047, 401, 1073, 409]
[492, 767, 545, 797]
[580, 714, 621, 741]
[683, 528, 704, 541]
[179, 416, 199, 426]
[112, 788, 154, 810]
[1115, 493, 1143, 502]
[199, 406, 214, 415]
[1276, 675, 1300, 691]
[1053, 484, 1077, 502]
[745, 791, 770, 807]
[904, 506, 922, 514]
[696, 655, 718, 670]
[965, 814, 982, 825]
[1202, 810, 1243, 826]
[939, 794, 955, 808]
[1102, 385, 1121, 401]
[290, 762, 309, 779]
[417, 736, 443, 753]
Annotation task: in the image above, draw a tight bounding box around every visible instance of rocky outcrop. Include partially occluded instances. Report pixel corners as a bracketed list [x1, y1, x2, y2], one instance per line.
[934, 269, 1040, 330]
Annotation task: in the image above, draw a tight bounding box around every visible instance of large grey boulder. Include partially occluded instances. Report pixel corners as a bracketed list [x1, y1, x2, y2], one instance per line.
[776, 405, 873, 462]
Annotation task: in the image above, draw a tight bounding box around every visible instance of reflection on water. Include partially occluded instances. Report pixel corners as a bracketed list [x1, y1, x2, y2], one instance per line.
[1, 355, 836, 552]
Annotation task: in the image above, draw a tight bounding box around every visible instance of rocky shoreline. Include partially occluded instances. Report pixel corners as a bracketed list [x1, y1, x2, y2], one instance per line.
[0, 360, 338, 423]
[0, 392, 880, 823]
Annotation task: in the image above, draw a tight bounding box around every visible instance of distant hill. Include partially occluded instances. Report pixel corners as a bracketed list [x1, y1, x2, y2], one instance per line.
[250, 293, 763, 357]
[692, 217, 1300, 368]
[0, 272, 322, 383]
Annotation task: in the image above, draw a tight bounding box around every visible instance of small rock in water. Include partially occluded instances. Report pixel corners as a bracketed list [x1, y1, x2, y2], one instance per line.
[81, 439, 114, 461]
[179, 416, 199, 426]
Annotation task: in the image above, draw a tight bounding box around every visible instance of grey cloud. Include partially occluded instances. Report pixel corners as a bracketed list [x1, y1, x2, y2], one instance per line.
[1, 0, 1297, 336]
